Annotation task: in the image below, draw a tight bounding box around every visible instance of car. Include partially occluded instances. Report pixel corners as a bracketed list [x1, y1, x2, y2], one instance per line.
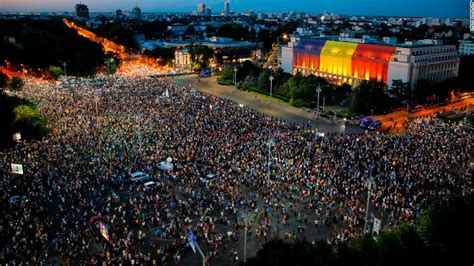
[130, 172, 151, 182]
[359, 117, 374, 128]
[144, 181, 161, 189]
[367, 120, 382, 130]
[114, 175, 130, 186]
[199, 69, 211, 77]
[434, 123, 445, 130]
[200, 173, 216, 183]
[9, 195, 27, 205]
[408, 105, 423, 113]
[439, 101, 447, 106]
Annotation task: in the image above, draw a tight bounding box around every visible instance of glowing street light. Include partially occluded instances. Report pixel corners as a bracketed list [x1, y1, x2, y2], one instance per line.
[269, 75, 274, 104]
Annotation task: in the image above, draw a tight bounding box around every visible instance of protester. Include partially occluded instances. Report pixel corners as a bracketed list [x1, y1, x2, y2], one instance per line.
[0, 73, 471, 264]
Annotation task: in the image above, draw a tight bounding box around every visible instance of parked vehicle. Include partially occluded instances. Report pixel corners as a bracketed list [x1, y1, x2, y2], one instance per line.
[144, 181, 161, 189]
[130, 172, 151, 182]
[359, 117, 374, 128]
[199, 69, 211, 77]
[200, 173, 216, 183]
[114, 175, 129, 186]
[408, 105, 423, 113]
[9, 195, 27, 205]
[368, 120, 382, 130]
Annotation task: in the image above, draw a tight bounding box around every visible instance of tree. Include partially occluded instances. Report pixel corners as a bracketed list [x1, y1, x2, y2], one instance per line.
[390, 79, 411, 103]
[0, 71, 9, 88]
[220, 65, 234, 81]
[247, 239, 336, 266]
[350, 80, 390, 114]
[12, 104, 49, 140]
[104, 53, 121, 75]
[377, 231, 405, 266]
[257, 70, 270, 91]
[414, 79, 432, 103]
[47, 65, 62, 80]
[352, 235, 379, 266]
[9, 76, 24, 91]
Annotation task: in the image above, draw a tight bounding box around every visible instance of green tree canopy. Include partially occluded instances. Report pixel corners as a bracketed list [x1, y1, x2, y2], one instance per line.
[12, 104, 49, 140]
[47, 65, 62, 80]
[350, 80, 389, 114]
[9, 76, 24, 91]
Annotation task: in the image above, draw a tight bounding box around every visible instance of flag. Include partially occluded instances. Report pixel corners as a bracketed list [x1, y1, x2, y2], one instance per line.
[99, 221, 110, 241]
[188, 230, 197, 254]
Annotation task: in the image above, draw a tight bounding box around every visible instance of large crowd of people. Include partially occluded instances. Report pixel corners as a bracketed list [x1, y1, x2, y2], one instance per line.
[0, 73, 472, 264]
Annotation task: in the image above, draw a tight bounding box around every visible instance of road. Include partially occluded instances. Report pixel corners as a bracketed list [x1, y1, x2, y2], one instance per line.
[372, 97, 474, 133]
[262, 45, 280, 70]
[172, 75, 364, 135]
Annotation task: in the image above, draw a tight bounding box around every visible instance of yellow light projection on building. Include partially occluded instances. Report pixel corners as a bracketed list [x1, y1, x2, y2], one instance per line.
[319, 41, 358, 78]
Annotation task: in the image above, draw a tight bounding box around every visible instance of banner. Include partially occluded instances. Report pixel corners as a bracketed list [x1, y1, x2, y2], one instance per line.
[99, 221, 110, 241]
[373, 218, 382, 235]
[11, 163, 23, 174]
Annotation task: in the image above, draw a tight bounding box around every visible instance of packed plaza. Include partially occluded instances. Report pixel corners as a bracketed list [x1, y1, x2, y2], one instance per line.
[0, 71, 472, 264]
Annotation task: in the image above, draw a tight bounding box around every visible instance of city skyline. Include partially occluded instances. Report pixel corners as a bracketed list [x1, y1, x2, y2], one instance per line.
[0, 0, 470, 18]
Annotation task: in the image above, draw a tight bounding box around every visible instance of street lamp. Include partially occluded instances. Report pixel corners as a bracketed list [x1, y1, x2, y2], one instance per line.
[62, 62, 67, 77]
[269, 75, 274, 104]
[310, 84, 330, 120]
[266, 138, 275, 187]
[364, 176, 375, 234]
[233, 66, 238, 92]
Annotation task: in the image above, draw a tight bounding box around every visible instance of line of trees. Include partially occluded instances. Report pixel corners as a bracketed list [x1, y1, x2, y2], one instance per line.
[0, 74, 49, 149]
[247, 195, 474, 266]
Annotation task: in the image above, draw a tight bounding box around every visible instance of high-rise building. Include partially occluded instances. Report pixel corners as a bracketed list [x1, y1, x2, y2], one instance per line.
[132, 3, 142, 19]
[75, 3, 89, 19]
[470, 0, 474, 32]
[198, 3, 206, 14]
[205, 8, 212, 16]
[224, 0, 230, 16]
[115, 9, 123, 19]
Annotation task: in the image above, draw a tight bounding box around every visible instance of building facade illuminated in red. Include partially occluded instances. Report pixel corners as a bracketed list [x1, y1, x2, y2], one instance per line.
[292, 39, 395, 85]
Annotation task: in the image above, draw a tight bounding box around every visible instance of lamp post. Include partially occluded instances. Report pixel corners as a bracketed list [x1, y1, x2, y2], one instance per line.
[364, 176, 375, 234]
[266, 139, 275, 187]
[310, 84, 330, 120]
[233, 66, 238, 92]
[269, 75, 274, 104]
[62, 62, 67, 77]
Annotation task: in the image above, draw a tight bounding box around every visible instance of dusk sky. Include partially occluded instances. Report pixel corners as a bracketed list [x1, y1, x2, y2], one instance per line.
[0, 0, 470, 18]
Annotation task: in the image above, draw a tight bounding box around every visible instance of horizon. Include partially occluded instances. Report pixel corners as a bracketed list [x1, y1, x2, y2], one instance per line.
[0, 0, 470, 18]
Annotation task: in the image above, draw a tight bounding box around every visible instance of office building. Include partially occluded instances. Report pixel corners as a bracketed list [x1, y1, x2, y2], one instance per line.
[198, 3, 206, 14]
[459, 40, 474, 56]
[132, 4, 142, 20]
[115, 9, 123, 19]
[282, 36, 459, 89]
[224, 0, 230, 16]
[471, 0, 474, 32]
[75, 3, 89, 19]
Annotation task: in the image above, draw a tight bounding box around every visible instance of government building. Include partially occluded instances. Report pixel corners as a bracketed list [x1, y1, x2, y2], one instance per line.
[281, 36, 460, 89]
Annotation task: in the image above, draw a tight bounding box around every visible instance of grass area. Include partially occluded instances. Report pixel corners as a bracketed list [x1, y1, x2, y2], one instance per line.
[241, 85, 291, 102]
[217, 78, 234, 86]
[336, 109, 356, 118]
